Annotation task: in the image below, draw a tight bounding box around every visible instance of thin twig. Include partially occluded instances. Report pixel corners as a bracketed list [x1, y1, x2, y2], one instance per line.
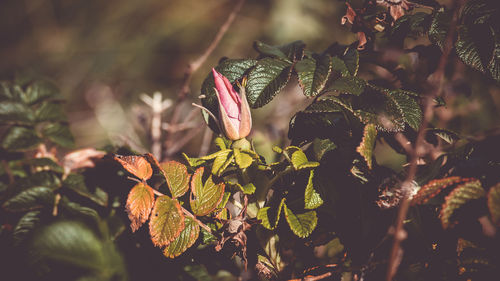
[165, 0, 246, 153]
[385, 1, 464, 280]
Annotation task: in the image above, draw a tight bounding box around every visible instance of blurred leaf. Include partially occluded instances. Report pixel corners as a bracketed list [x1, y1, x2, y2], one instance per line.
[63, 174, 108, 207]
[161, 161, 191, 198]
[246, 58, 292, 108]
[30, 221, 126, 280]
[190, 171, 225, 216]
[21, 80, 60, 105]
[324, 76, 366, 96]
[126, 183, 154, 232]
[1, 126, 41, 151]
[233, 148, 253, 169]
[149, 196, 185, 247]
[13, 210, 41, 246]
[427, 128, 460, 144]
[295, 55, 332, 97]
[254, 41, 306, 62]
[41, 123, 74, 148]
[35, 102, 66, 122]
[283, 204, 317, 238]
[257, 198, 285, 230]
[356, 124, 377, 169]
[2, 186, 54, 212]
[253, 41, 289, 61]
[391, 12, 431, 38]
[440, 180, 485, 228]
[0, 101, 35, 123]
[28, 157, 64, 174]
[487, 183, 500, 225]
[304, 170, 323, 210]
[163, 217, 200, 258]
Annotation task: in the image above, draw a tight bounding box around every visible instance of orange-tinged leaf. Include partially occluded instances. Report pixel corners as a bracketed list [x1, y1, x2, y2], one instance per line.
[114, 155, 153, 180]
[356, 124, 377, 169]
[190, 172, 225, 216]
[440, 180, 485, 228]
[149, 196, 185, 247]
[412, 177, 473, 205]
[488, 183, 500, 225]
[163, 216, 200, 258]
[161, 161, 191, 198]
[126, 183, 155, 232]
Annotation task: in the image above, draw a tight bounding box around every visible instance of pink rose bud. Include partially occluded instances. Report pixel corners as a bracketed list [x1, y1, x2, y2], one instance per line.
[212, 68, 252, 140]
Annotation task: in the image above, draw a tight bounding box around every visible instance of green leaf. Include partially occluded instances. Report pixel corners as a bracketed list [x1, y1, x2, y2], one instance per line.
[217, 192, 231, 210]
[190, 169, 225, 216]
[331, 56, 350, 77]
[200, 59, 257, 129]
[233, 148, 254, 169]
[290, 149, 320, 170]
[487, 183, 500, 225]
[325, 76, 366, 96]
[42, 123, 74, 147]
[211, 149, 233, 176]
[35, 101, 66, 122]
[283, 204, 317, 238]
[0, 101, 35, 123]
[182, 153, 207, 168]
[304, 170, 323, 209]
[22, 80, 60, 105]
[149, 196, 185, 247]
[126, 183, 155, 232]
[412, 176, 466, 205]
[246, 58, 292, 108]
[295, 55, 332, 97]
[429, 10, 452, 49]
[343, 46, 359, 76]
[356, 124, 377, 169]
[1, 126, 41, 151]
[163, 216, 200, 258]
[161, 161, 191, 198]
[2, 186, 54, 212]
[63, 174, 108, 206]
[30, 221, 126, 279]
[386, 90, 422, 130]
[257, 198, 285, 230]
[440, 180, 485, 228]
[241, 183, 256, 195]
[214, 137, 231, 150]
[427, 128, 460, 144]
[28, 157, 64, 174]
[13, 210, 41, 245]
[253, 41, 289, 61]
[254, 40, 306, 62]
[312, 138, 337, 161]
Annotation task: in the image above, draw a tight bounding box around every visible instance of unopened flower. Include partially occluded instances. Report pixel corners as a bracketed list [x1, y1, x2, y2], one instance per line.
[212, 68, 252, 140]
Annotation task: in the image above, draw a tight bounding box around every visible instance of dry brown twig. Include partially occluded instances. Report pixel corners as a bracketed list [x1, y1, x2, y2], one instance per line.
[164, 0, 246, 158]
[385, 1, 465, 280]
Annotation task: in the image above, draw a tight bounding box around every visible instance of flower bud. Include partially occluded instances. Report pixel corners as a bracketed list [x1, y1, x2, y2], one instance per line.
[212, 68, 252, 140]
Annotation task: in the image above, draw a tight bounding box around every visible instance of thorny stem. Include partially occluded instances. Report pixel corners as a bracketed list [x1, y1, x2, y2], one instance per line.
[151, 188, 212, 234]
[385, 1, 464, 280]
[165, 0, 246, 153]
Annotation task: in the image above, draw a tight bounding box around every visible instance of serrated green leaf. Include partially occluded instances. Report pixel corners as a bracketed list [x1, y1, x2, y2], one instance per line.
[126, 183, 155, 232]
[487, 183, 500, 225]
[30, 221, 126, 278]
[427, 128, 460, 144]
[0, 101, 35, 123]
[290, 149, 319, 170]
[2, 186, 54, 212]
[429, 10, 452, 49]
[412, 177, 466, 205]
[246, 58, 292, 108]
[200, 59, 257, 130]
[283, 204, 317, 238]
[257, 198, 285, 230]
[13, 210, 41, 245]
[325, 76, 366, 96]
[161, 161, 191, 198]
[253, 41, 289, 61]
[163, 217, 200, 258]
[234, 148, 254, 169]
[440, 180, 485, 228]
[304, 170, 323, 209]
[211, 149, 233, 176]
[149, 196, 185, 247]
[190, 171, 225, 216]
[1, 126, 41, 151]
[331, 56, 350, 76]
[386, 91, 422, 130]
[295, 55, 332, 97]
[343, 46, 359, 76]
[356, 124, 377, 169]
[42, 123, 74, 147]
[63, 174, 108, 206]
[35, 101, 66, 122]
